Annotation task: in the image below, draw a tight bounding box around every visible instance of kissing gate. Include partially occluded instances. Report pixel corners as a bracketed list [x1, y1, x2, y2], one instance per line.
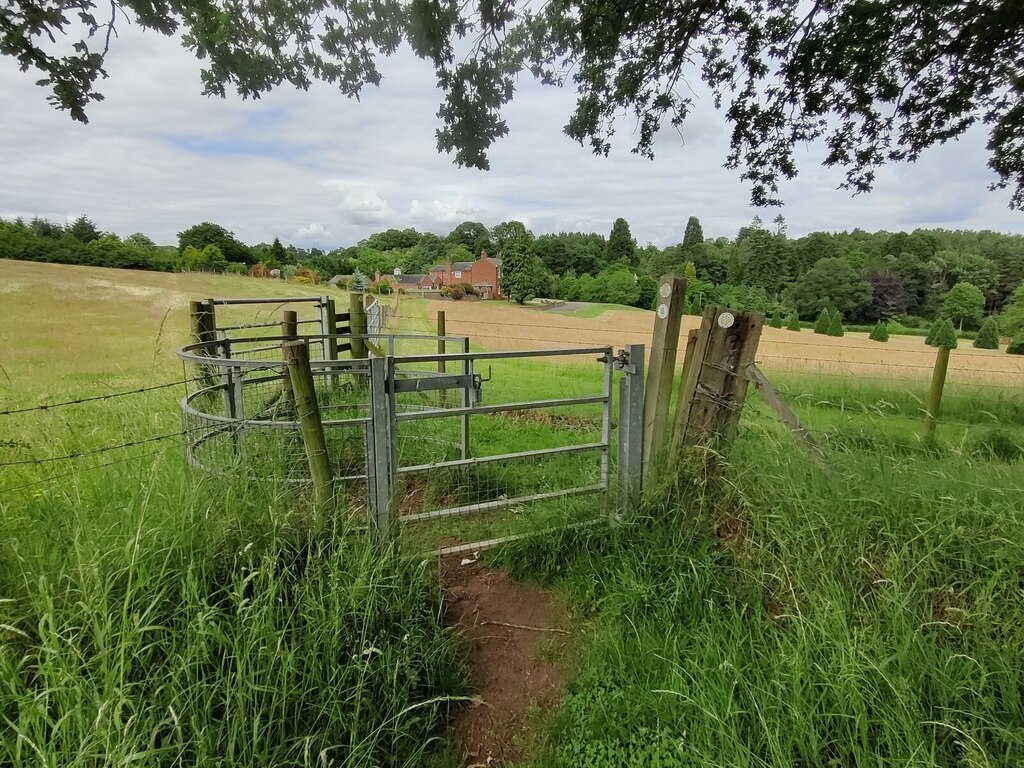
[177, 296, 646, 553]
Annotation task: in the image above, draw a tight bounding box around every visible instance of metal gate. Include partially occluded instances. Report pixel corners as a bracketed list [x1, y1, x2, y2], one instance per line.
[178, 330, 645, 553]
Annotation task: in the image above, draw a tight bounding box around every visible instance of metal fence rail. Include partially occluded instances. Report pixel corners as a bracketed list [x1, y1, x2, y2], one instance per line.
[176, 322, 646, 549]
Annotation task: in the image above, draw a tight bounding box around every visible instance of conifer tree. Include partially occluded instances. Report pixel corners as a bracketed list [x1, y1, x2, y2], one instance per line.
[930, 318, 959, 349]
[786, 311, 801, 331]
[973, 316, 1000, 349]
[827, 311, 845, 337]
[769, 308, 783, 328]
[813, 308, 831, 334]
[869, 321, 889, 342]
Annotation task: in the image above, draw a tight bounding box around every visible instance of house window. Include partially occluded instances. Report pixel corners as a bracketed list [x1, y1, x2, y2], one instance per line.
[453, 270, 462, 278]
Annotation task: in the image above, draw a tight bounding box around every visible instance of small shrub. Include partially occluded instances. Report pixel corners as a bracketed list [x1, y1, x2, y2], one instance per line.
[459, 282, 477, 296]
[249, 262, 272, 278]
[785, 311, 801, 331]
[769, 308, 783, 328]
[869, 321, 889, 342]
[813, 308, 831, 334]
[293, 266, 320, 284]
[826, 312, 845, 337]
[927, 317, 958, 349]
[973, 316, 1000, 349]
[225, 262, 247, 275]
[441, 284, 466, 300]
[1008, 338, 1024, 355]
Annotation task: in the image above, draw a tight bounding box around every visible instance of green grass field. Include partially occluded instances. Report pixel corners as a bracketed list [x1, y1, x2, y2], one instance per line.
[4, 260, 1024, 766]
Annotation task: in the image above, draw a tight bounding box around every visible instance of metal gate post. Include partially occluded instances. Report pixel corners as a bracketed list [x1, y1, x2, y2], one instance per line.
[617, 344, 645, 511]
[366, 356, 393, 534]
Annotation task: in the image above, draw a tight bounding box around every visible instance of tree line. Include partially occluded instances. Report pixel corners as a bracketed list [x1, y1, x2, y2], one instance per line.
[2, 213, 1023, 343]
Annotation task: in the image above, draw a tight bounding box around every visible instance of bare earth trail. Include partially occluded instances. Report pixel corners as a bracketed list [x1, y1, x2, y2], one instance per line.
[440, 554, 573, 767]
[422, 298, 1024, 386]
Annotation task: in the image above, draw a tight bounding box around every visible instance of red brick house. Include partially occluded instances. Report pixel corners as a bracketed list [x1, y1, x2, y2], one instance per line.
[428, 252, 503, 299]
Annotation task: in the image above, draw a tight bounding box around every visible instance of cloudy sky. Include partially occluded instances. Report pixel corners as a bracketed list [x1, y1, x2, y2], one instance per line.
[2, 21, 1022, 249]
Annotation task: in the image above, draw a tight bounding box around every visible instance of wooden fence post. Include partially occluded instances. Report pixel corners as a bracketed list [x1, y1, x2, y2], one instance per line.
[189, 299, 217, 385]
[349, 292, 368, 358]
[323, 297, 339, 364]
[925, 346, 951, 439]
[437, 310, 447, 405]
[283, 340, 334, 509]
[280, 310, 298, 410]
[672, 306, 763, 457]
[642, 275, 687, 479]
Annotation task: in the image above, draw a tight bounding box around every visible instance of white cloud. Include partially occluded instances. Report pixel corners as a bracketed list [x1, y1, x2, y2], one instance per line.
[1, 22, 1021, 251]
[293, 222, 328, 240]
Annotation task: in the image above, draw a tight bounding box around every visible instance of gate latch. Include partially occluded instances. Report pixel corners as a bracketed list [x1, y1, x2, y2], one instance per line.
[612, 348, 638, 374]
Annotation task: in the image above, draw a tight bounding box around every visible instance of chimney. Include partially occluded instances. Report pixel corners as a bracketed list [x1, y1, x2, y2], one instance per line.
[393, 267, 402, 276]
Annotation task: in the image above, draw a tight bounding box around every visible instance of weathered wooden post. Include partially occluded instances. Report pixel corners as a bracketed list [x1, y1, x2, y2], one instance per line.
[323, 297, 340, 364]
[925, 319, 958, 439]
[672, 306, 764, 457]
[349, 291, 368, 358]
[189, 299, 217, 386]
[280, 310, 299, 410]
[642, 275, 687, 480]
[283, 340, 334, 509]
[437, 310, 447, 405]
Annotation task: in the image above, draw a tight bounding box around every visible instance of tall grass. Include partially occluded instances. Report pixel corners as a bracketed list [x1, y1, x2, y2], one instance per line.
[492, 381, 1024, 766]
[0, 449, 464, 767]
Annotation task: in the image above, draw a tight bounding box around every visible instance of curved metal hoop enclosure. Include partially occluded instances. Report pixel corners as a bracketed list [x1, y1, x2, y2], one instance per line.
[176, 333, 470, 495]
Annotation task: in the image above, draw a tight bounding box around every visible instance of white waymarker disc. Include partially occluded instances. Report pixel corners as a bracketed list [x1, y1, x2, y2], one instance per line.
[718, 312, 736, 329]
[657, 304, 669, 319]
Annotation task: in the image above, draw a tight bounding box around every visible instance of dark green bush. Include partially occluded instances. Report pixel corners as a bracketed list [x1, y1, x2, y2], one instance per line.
[869, 322, 889, 342]
[973, 316, 1000, 349]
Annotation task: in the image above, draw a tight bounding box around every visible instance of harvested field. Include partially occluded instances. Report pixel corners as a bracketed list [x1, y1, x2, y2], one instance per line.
[421, 298, 1024, 387]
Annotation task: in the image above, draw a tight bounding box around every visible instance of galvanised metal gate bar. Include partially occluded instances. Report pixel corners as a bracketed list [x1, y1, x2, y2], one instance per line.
[176, 327, 647, 550]
[374, 346, 622, 534]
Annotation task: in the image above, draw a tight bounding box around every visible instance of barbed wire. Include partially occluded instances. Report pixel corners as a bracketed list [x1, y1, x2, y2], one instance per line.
[0, 428, 195, 468]
[0, 449, 167, 493]
[0, 377, 197, 416]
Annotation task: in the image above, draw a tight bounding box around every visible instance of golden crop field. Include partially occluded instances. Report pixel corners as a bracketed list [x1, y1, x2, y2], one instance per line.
[411, 297, 1024, 387]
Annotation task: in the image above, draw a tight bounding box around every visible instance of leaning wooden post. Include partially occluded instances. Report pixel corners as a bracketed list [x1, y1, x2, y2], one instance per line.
[641, 275, 687, 480]
[283, 340, 334, 509]
[349, 291, 368, 358]
[437, 310, 447, 406]
[924, 320, 958, 439]
[672, 306, 764, 458]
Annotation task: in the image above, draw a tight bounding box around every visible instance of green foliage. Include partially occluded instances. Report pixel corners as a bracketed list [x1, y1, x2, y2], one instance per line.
[606, 218, 637, 266]
[769, 308, 783, 328]
[176, 244, 228, 272]
[813, 308, 831, 334]
[682, 260, 697, 281]
[0, 221, 174, 272]
[501, 239, 547, 304]
[635, 275, 658, 310]
[785, 311, 801, 331]
[178, 222, 253, 265]
[446, 221, 492, 255]
[941, 281, 985, 329]
[869, 321, 889, 342]
[349, 268, 367, 292]
[973, 316, 1000, 349]
[67, 215, 101, 243]
[1002, 285, 1024, 338]
[826, 311, 845, 337]
[1008, 338, 1024, 355]
[792, 258, 872, 319]
[682, 216, 704, 252]
[927, 317, 959, 349]
[224, 262, 247, 275]
[491, 220, 532, 250]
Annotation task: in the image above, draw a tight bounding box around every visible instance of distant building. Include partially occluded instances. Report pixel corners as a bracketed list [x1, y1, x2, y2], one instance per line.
[427, 252, 503, 299]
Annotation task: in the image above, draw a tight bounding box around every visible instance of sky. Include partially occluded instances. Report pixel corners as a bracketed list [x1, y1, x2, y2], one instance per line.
[2, 20, 1023, 250]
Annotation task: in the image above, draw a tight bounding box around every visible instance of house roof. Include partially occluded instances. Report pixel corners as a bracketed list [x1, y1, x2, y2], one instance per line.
[394, 273, 426, 285]
[429, 262, 473, 271]
[482, 255, 502, 266]
[473, 281, 493, 287]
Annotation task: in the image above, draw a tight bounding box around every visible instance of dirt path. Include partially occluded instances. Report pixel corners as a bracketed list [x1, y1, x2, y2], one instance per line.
[440, 555, 572, 766]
